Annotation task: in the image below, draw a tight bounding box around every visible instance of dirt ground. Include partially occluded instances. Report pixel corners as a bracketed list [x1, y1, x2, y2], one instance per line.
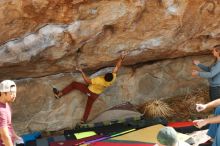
[139, 88, 212, 122]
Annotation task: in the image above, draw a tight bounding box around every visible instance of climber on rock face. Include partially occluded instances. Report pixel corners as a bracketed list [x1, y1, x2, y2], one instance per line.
[53, 51, 128, 122]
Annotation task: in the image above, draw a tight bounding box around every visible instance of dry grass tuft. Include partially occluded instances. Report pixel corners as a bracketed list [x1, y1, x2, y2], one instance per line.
[140, 100, 174, 118]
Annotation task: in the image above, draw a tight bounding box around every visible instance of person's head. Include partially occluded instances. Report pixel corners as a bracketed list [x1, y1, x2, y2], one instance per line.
[104, 73, 114, 82]
[0, 80, 16, 103]
[157, 127, 178, 146]
[212, 45, 220, 58]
